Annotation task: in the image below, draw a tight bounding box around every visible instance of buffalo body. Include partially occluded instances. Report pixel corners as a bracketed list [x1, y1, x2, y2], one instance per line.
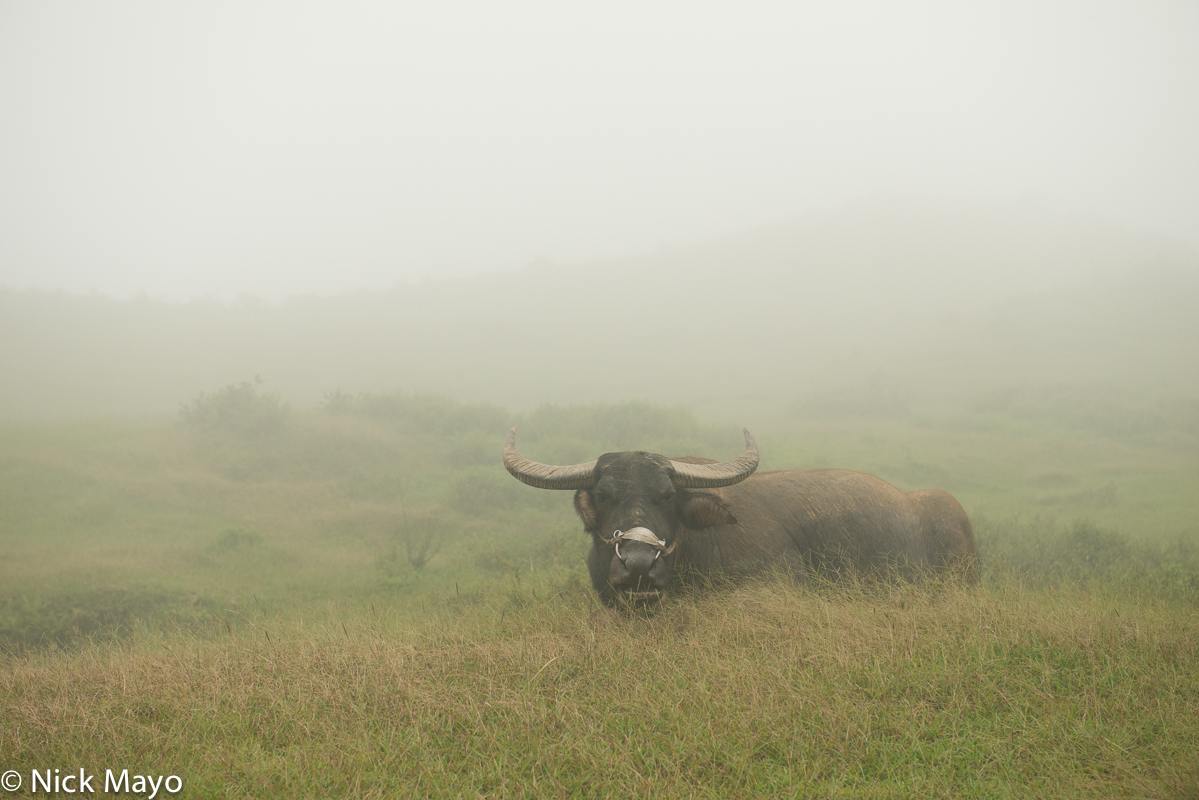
[504, 429, 977, 606]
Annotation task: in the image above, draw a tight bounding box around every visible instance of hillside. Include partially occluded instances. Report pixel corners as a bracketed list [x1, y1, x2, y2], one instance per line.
[2, 197, 1196, 420]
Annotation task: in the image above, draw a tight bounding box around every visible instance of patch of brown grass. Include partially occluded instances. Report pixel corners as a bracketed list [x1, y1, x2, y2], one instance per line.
[3, 579, 1197, 798]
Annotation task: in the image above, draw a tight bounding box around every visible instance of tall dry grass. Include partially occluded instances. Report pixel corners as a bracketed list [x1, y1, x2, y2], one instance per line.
[3, 577, 1197, 798]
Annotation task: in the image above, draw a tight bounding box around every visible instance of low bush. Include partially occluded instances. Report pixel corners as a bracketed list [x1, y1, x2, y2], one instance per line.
[179, 379, 290, 439]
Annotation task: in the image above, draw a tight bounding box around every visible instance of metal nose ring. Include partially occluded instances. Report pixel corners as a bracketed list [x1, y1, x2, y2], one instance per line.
[607, 528, 674, 562]
[613, 540, 662, 562]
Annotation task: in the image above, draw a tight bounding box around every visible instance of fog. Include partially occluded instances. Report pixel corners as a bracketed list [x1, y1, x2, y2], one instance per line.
[2, 2, 1198, 301]
[6, 11, 1199, 789]
[2, 3, 1198, 422]
[2, 196, 1196, 422]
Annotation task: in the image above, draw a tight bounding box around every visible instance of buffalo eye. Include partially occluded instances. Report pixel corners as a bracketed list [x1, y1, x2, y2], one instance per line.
[660, 491, 676, 504]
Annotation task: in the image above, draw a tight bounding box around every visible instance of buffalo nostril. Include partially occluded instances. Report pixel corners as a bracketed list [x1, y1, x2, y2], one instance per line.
[622, 547, 657, 577]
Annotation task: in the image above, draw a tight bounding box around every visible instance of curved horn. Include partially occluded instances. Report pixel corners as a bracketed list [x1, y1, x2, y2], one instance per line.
[669, 429, 759, 488]
[503, 427, 597, 490]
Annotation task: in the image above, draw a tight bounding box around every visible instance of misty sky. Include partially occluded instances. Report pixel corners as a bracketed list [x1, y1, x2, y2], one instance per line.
[2, 1, 1197, 301]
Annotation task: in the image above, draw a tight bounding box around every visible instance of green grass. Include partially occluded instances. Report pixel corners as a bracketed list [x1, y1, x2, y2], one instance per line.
[3, 579, 1197, 798]
[1, 388, 1198, 797]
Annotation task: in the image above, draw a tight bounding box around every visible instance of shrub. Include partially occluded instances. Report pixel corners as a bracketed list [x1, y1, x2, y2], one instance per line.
[377, 508, 450, 577]
[179, 380, 290, 439]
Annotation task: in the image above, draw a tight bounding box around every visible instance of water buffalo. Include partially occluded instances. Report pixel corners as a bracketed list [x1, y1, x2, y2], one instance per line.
[503, 428, 978, 606]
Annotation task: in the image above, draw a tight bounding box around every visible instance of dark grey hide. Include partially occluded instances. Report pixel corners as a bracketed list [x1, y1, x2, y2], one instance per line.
[504, 430, 978, 607]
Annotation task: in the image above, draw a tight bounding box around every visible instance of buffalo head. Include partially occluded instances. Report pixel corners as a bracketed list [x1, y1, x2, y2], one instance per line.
[502, 428, 759, 607]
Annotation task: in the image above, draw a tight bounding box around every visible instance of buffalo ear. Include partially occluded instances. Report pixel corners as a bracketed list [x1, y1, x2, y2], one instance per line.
[574, 489, 598, 532]
[680, 492, 737, 529]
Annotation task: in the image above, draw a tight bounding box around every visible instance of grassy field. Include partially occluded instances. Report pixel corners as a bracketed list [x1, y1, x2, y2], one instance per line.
[1, 387, 1198, 797]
